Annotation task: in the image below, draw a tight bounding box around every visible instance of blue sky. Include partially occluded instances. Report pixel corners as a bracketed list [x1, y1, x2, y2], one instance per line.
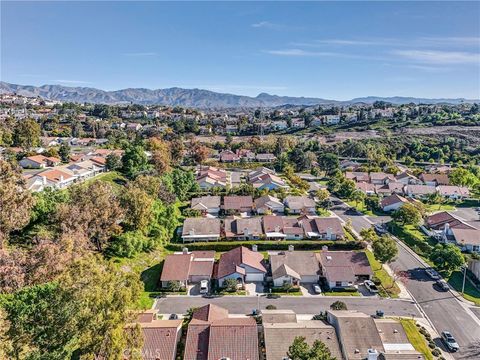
[1, 1, 479, 100]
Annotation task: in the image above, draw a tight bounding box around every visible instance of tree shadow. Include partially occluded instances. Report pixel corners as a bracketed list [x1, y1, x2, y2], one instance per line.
[140, 262, 163, 292]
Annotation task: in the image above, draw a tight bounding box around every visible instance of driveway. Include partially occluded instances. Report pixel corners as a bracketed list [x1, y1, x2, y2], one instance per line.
[299, 284, 321, 297]
[357, 284, 378, 297]
[188, 284, 201, 296]
[244, 282, 264, 296]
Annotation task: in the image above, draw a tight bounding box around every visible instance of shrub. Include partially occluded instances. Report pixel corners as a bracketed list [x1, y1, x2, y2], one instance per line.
[108, 231, 153, 257]
[166, 240, 361, 252]
[428, 343, 436, 349]
[330, 301, 347, 310]
[266, 305, 277, 310]
[431, 349, 441, 357]
[223, 278, 238, 292]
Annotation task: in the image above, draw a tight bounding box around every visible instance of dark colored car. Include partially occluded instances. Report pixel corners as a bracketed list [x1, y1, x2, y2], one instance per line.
[169, 313, 178, 320]
[436, 279, 449, 292]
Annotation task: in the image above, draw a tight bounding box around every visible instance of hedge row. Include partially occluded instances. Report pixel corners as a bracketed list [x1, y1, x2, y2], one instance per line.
[166, 240, 362, 252]
[389, 223, 433, 256]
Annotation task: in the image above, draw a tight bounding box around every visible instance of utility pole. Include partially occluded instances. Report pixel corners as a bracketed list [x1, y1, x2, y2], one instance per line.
[462, 265, 467, 295]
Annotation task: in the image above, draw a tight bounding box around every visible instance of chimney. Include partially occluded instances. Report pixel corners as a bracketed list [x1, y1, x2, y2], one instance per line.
[182, 247, 189, 254]
[322, 245, 328, 252]
[444, 222, 450, 234]
[288, 245, 294, 252]
[326, 227, 332, 239]
[252, 244, 258, 252]
[367, 349, 379, 360]
[60, 175, 64, 182]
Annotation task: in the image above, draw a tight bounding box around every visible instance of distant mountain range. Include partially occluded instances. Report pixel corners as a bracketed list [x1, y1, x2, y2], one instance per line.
[0, 82, 477, 108]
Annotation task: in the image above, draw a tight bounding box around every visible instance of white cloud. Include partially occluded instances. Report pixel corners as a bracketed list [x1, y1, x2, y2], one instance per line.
[392, 50, 480, 64]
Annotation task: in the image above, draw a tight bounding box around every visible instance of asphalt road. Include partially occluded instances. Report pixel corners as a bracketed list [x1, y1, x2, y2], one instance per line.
[155, 296, 420, 318]
[330, 196, 480, 358]
[391, 239, 480, 359]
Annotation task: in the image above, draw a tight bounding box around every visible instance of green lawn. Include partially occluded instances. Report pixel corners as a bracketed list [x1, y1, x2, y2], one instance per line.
[365, 250, 400, 298]
[425, 204, 456, 213]
[447, 271, 480, 306]
[345, 200, 375, 216]
[323, 291, 360, 296]
[111, 246, 170, 309]
[400, 319, 433, 360]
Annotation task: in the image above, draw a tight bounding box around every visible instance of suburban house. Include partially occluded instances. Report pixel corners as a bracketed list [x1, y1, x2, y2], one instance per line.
[19, 154, 61, 169]
[126, 312, 182, 360]
[425, 211, 472, 231]
[318, 251, 372, 289]
[369, 172, 396, 185]
[355, 182, 376, 195]
[160, 250, 215, 288]
[249, 167, 287, 190]
[380, 194, 409, 212]
[222, 195, 254, 215]
[224, 217, 263, 240]
[263, 215, 305, 240]
[437, 185, 470, 200]
[395, 171, 421, 185]
[404, 184, 437, 199]
[236, 148, 256, 161]
[256, 153, 277, 162]
[27, 168, 75, 190]
[262, 309, 342, 360]
[345, 171, 370, 183]
[420, 173, 450, 186]
[190, 195, 221, 216]
[183, 304, 259, 360]
[284, 195, 317, 215]
[450, 227, 480, 253]
[255, 195, 285, 214]
[375, 182, 405, 196]
[219, 150, 240, 163]
[270, 249, 322, 287]
[215, 246, 267, 286]
[327, 310, 424, 360]
[301, 216, 345, 240]
[196, 166, 228, 189]
[181, 218, 221, 242]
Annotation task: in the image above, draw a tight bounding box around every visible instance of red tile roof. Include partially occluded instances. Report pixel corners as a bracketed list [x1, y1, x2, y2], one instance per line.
[216, 246, 266, 279]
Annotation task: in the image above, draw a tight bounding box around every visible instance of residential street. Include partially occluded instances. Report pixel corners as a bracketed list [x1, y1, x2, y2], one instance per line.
[391, 239, 480, 359]
[331, 196, 480, 359]
[155, 296, 420, 318]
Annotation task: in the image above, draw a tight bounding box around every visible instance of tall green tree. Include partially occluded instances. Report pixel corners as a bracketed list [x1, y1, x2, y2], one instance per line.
[121, 145, 149, 179]
[392, 203, 422, 226]
[372, 235, 398, 264]
[430, 244, 465, 273]
[2, 255, 142, 360]
[58, 142, 70, 163]
[287, 336, 337, 360]
[0, 160, 35, 248]
[13, 119, 40, 150]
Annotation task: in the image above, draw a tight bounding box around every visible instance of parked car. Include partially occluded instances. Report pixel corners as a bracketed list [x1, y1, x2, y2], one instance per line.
[364, 280, 379, 293]
[441, 331, 460, 352]
[169, 313, 178, 320]
[436, 279, 450, 292]
[200, 280, 209, 294]
[425, 267, 441, 280]
[313, 285, 322, 294]
[375, 310, 384, 318]
[374, 224, 387, 235]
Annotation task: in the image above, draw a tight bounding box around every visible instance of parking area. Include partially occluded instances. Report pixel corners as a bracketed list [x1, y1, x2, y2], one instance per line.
[357, 284, 378, 297]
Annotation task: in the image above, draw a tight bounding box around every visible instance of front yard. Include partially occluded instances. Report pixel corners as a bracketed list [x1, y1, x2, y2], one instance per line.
[399, 319, 434, 360]
[365, 250, 401, 298]
[447, 270, 480, 306]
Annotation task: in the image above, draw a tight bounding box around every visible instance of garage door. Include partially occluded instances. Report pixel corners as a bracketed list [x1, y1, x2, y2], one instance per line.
[300, 275, 319, 283]
[245, 273, 265, 282]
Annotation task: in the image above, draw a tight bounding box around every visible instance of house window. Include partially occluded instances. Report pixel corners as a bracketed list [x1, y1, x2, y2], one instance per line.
[335, 281, 342, 287]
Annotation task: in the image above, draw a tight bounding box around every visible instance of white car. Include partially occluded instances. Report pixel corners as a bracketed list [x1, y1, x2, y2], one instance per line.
[313, 285, 322, 294]
[200, 280, 209, 294]
[364, 280, 379, 293]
